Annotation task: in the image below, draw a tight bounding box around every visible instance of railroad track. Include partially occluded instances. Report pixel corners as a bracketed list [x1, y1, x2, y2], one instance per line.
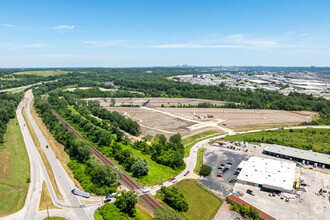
[50, 108, 164, 212]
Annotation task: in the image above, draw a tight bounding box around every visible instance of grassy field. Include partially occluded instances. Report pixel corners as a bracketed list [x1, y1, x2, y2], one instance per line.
[136, 200, 153, 220]
[172, 179, 222, 220]
[14, 70, 69, 77]
[184, 133, 220, 157]
[194, 148, 206, 174]
[120, 144, 179, 186]
[223, 129, 330, 154]
[182, 130, 219, 146]
[0, 117, 30, 217]
[39, 181, 59, 211]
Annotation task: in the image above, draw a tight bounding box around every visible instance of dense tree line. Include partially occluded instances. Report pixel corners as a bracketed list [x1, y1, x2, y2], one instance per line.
[158, 186, 189, 212]
[0, 92, 23, 143]
[132, 134, 185, 170]
[87, 103, 141, 136]
[34, 97, 122, 195]
[44, 93, 152, 177]
[45, 90, 185, 173]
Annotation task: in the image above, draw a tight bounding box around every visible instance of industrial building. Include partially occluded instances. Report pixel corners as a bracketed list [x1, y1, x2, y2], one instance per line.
[263, 144, 330, 169]
[237, 157, 296, 192]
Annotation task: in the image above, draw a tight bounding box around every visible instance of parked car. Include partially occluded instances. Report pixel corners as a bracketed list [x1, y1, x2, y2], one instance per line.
[217, 174, 223, 177]
[143, 190, 150, 193]
[229, 179, 237, 183]
[246, 189, 255, 196]
[220, 164, 225, 166]
[227, 162, 232, 165]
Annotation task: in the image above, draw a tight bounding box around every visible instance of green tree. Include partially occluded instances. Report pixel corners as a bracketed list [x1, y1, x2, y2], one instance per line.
[159, 186, 188, 212]
[199, 164, 212, 176]
[155, 134, 167, 145]
[248, 205, 260, 219]
[111, 98, 116, 107]
[239, 204, 250, 217]
[115, 191, 138, 217]
[131, 156, 149, 177]
[169, 133, 182, 145]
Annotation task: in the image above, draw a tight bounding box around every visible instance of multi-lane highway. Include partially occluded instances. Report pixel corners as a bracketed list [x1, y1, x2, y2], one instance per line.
[3, 90, 100, 220]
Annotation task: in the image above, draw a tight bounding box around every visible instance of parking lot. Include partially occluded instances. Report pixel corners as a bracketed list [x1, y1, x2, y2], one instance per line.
[199, 148, 247, 197]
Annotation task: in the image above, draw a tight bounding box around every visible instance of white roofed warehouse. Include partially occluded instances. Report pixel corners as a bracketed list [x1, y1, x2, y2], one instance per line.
[263, 144, 330, 169]
[237, 157, 296, 192]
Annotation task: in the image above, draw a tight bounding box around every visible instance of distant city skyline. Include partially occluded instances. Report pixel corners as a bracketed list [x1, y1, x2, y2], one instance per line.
[1, 0, 330, 67]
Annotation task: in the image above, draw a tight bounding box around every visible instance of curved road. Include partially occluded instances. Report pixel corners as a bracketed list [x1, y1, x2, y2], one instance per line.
[148, 124, 330, 195]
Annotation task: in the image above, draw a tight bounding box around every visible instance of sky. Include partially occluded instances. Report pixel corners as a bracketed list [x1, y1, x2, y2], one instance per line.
[0, 0, 330, 67]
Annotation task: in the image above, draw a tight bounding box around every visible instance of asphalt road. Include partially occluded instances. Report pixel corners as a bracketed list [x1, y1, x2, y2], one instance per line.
[3, 90, 100, 220]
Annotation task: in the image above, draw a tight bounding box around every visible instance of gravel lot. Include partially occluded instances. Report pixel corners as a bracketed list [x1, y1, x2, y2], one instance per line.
[199, 148, 248, 197]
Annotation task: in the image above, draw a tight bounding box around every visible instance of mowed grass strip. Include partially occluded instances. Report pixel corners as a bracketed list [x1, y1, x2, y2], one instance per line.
[22, 106, 63, 201]
[0, 117, 30, 217]
[184, 132, 221, 157]
[30, 100, 83, 191]
[172, 179, 222, 220]
[13, 70, 69, 77]
[39, 181, 59, 211]
[194, 148, 206, 174]
[223, 128, 330, 154]
[182, 130, 219, 146]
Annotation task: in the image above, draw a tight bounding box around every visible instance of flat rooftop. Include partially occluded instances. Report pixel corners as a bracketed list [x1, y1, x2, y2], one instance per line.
[237, 156, 296, 192]
[264, 144, 330, 166]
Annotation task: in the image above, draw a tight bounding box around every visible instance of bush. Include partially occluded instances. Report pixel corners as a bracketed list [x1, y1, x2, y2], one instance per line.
[159, 186, 189, 212]
[199, 164, 212, 176]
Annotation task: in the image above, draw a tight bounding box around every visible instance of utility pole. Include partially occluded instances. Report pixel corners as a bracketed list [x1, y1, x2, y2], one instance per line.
[46, 201, 50, 220]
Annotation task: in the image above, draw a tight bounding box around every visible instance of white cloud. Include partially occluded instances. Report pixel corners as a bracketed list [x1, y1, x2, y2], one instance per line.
[53, 25, 75, 30]
[151, 34, 300, 49]
[80, 40, 130, 47]
[150, 44, 244, 48]
[0, 43, 46, 50]
[1, 24, 15, 28]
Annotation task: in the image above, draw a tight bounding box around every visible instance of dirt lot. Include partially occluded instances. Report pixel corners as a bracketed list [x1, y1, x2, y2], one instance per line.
[153, 108, 316, 129]
[103, 106, 315, 138]
[89, 97, 230, 107]
[106, 107, 204, 138]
